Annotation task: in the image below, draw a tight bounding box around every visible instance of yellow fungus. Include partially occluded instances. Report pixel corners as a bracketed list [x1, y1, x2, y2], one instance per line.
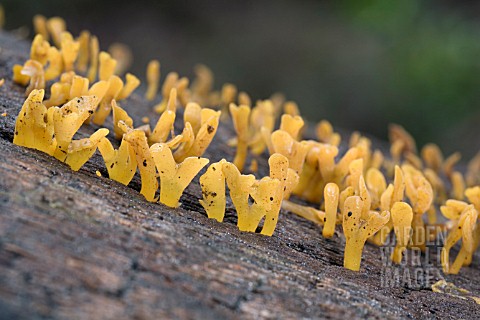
[318, 144, 338, 183]
[283, 101, 300, 117]
[357, 176, 372, 220]
[392, 165, 406, 204]
[451, 171, 465, 200]
[440, 199, 468, 220]
[43, 81, 70, 108]
[30, 34, 50, 65]
[349, 131, 361, 148]
[249, 100, 275, 155]
[44, 46, 63, 81]
[176, 77, 190, 107]
[145, 59, 160, 101]
[199, 159, 227, 222]
[261, 153, 290, 234]
[184, 102, 202, 135]
[316, 120, 340, 146]
[280, 114, 304, 141]
[1, 112, 6, 117]
[403, 165, 433, 250]
[117, 73, 140, 101]
[441, 204, 478, 274]
[150, 110, 176, 145]
[123, 127, 158, 202]
[13, 89, 56, 155]
[405, 152, 423, 170]
[13, 64, 30, 86]
[293, 144, 323, 201]
[108, 42, 133, 75]
[282, 200, 325, 226]
[191, 64, 213, 104]
[339, 186, 355, 215]
[60, 32, 80, 72]
[390, 139, 404, 164]
[95, 170, 102, 177]
[149, 89, 177, 145]
[270, 130, 307, 174]
[154, 72, 178, 113]
[52, 95, 99, 161]
[87, 79, 109, 107]
[150, 143, 209, 208]
[175, 109, 221, 162]
[388, 124, 416, 155]
[370, 149, 384, 170]
[238, 91, 251, 107]
[46, 17, 66, 47]
[0, 79, 4, 88]
[432, 280, 480, 305]
[221, 83, 237, 110]
[421, 143, 443, 172]
[466, 152, 480, 187]
[347, 158, 363, 193]
[97, 136, 137, 185]
[22, 60, 45, 96]
[87, 36, 99, 82]
[222, 155, 286, 235]
[424, 168, 447, 205]
[65, 128, 109, 171]
[443, 152, 461, 178]
[98, 51, 117, 81]
[172, 123, 195, 159]
[33, 15, 49, 40]
[342, 196, 390, 271]
[333, 147, 360, 185]
[112, 100, 133, 140]
[92, 75, 123, 125]
[222, 162, 255, 229]
[76, 30, 90, 73]
[249, 159, 259, 173]
[69, 75, 89, 99]
[365, 168, 386, 210]
[323, 182, 339, 238]
[369, 166, 405, 246]
[230, 103, 250, 172]
[390, 202, 413, 264]
[465, 186, 480, 211]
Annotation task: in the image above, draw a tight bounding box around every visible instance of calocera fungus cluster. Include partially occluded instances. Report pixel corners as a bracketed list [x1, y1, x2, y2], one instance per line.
[9, 15, 480, 273]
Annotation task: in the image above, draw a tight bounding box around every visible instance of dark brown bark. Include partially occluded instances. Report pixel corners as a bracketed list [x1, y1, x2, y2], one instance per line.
[0, 31, 479, 319]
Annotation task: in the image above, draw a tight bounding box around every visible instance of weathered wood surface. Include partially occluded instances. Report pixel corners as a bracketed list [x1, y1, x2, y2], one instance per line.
[0, 31, 479, 319]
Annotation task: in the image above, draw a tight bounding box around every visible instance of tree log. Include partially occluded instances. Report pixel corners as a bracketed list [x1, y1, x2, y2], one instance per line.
[0, 31, 479, 319]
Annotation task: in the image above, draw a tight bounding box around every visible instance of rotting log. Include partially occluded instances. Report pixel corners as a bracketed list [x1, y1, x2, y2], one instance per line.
[0, 31, 479, 319]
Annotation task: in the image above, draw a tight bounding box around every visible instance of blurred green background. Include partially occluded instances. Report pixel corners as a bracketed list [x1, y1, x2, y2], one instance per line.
[2, 0, 480, 157]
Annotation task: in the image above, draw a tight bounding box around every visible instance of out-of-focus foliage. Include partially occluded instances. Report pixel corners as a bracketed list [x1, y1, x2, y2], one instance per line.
[338, 0, 480, 155]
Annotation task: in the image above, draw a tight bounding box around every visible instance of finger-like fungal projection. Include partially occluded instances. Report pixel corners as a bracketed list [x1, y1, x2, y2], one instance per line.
[151, 143, 209, 208]
[145, 59, 160, 101]
[343, 196, 390, 271]
[390, 202, 413, 264]
[199, 160, 227, 222]
[323, 182, 339, 238]
[441, 204, 478, 274]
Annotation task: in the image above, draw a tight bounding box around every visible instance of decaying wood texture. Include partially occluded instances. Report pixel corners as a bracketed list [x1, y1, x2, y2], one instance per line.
[0, 31, 479, 319]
